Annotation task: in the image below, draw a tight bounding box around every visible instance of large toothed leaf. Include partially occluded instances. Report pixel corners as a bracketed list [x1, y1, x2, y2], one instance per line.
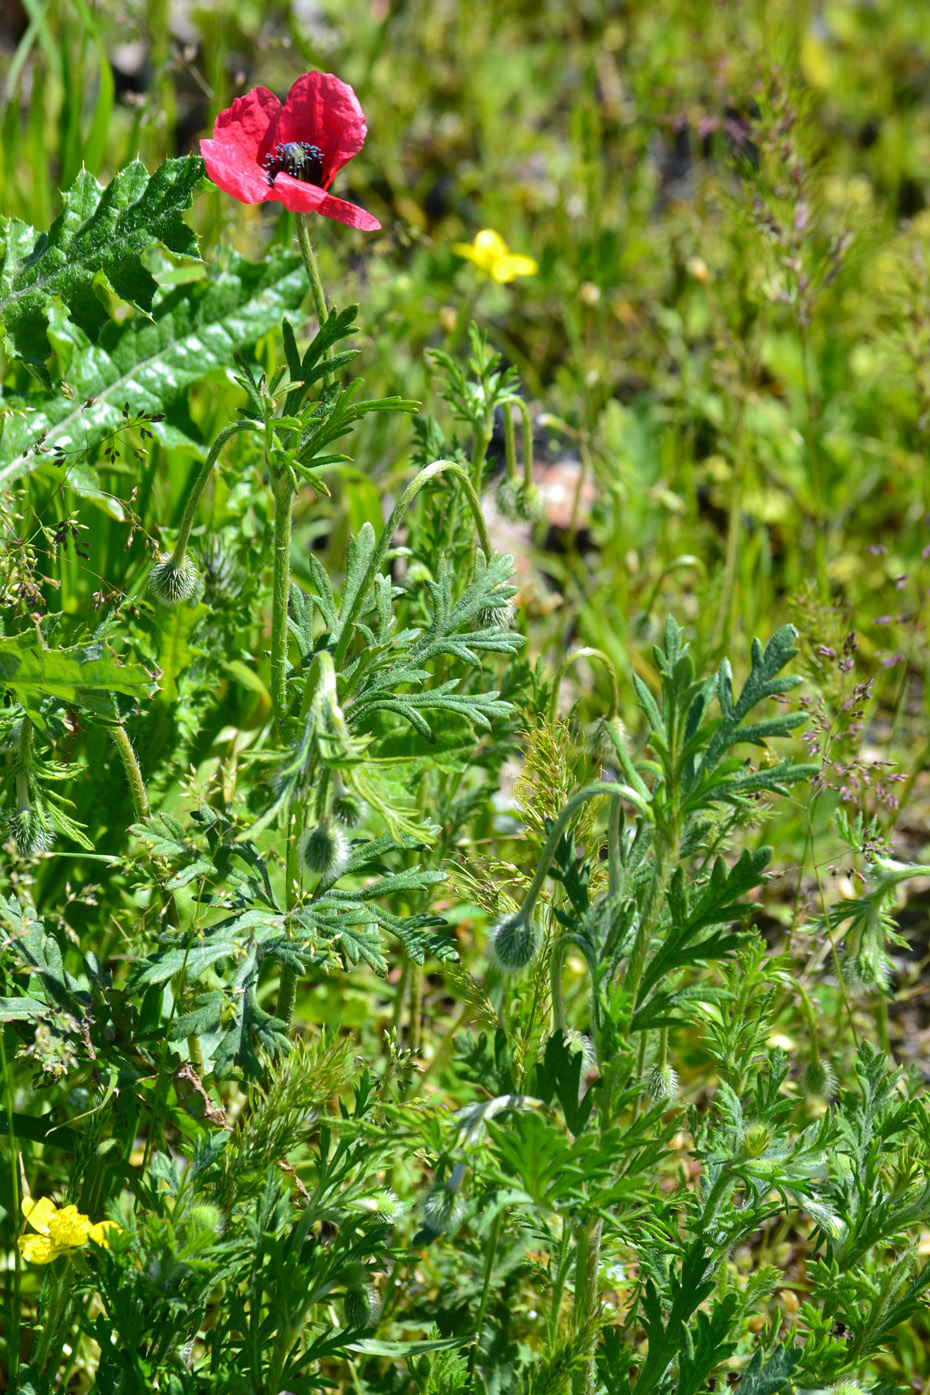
[0, 247, 306, 483]
[0, 632, 152, 729]
[0, 156, 203, 384]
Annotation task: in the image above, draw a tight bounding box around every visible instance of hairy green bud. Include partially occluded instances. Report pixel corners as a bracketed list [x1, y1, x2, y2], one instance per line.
[800, 1060, 837, 1101]
[495, 474, 520, 519]
[586, 715, 626, 764]
[148, 555, 199, 606]
[343, 1282, 378, 1328]
[8, 806, 53, 856]
[644, 1063, 678, 1102]
[299, 822, 350, 881]
[422, 1181, 466, 1234]
[515, 481, 542, 522]
[490, 911, 540, 973]
[331, 792, 368, 829]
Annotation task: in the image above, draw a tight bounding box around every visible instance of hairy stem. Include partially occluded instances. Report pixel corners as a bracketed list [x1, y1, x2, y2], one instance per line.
[547, 646, 620, 723]
[270, 472, 294, 729]
[571, 1217, 603, 1395]
[169, 420, 257, 569]
[110, 724, 149, 822]
[295, 214, 331, 383]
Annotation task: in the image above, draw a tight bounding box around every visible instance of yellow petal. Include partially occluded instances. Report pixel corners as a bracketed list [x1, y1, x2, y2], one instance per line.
[471, 229, 510, 270]
[491, 254, 538, 284]
[88, 1219, 120, 1248]
[22, 1196, 57, 1236]
[452, 240, 481, 265]
[18, 1232, 65, 1264]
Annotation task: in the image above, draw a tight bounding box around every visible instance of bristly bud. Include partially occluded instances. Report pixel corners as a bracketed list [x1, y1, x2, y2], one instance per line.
[515, 481, 542, 522]
[831, 1384, 864, 1395]
[478, 594, 516, 631]
[586, 715, 626, 764]
[349, 1189, 403, 1225]
[299, 822, 350, 881]
[495, 474, 520, 520]
[8, 806, 53, 856]
[490, 910, 540, 973]
[200, 536, 244, 602]
[843, 936, 892, 994]
[644, 1064, 678, 1103]
[800, 1060, 837, 1101]
[148, 555, 199, 606]
[343, 1283, 378, 1329]
[331, 792, 368, 829]
[421, 1182, 466, 1235]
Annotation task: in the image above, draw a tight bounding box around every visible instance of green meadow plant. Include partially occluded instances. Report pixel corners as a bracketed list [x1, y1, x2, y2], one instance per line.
[2, 29, 930, 1395]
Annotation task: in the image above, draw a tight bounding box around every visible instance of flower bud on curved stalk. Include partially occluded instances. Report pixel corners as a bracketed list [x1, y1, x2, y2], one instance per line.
[491, 909, 540, 973]
[299, 821, 350, 881]
[148, 555, 199, 607]
[800, 1059, 837, 1101]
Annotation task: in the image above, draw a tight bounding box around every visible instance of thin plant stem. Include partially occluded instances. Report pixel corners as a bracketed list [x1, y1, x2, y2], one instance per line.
[467, 1208, 503, 1388]
[799, 323, 828, 601]
[571, 1217, 603, 1395]
[169, 420, 258, 570]
[110, 724, 149, 822]
[270, 472, 294, 729]
[547, 647, 620, 723]
[294, 214, 331, 383]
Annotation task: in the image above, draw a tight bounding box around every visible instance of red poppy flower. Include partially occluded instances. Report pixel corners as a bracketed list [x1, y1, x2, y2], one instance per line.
[200, 71, 381, 231]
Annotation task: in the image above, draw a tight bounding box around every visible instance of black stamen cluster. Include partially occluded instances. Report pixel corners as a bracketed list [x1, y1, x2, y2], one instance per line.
[263, 141, 325, 188]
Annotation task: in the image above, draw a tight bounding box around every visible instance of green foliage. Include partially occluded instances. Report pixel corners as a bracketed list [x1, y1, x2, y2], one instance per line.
[0, 156, 202, 383]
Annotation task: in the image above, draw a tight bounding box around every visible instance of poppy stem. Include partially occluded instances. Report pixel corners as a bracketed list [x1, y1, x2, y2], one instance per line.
[294, 214, 332, 383]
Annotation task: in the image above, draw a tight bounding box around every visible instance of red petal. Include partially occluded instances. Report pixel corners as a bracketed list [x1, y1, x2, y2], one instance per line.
[201, 87, 281, 204]
[209, 86, 280, 161]
[201, 138, 272, 204]
[270, 174, 381, 230]
[265, 72, 368, 186]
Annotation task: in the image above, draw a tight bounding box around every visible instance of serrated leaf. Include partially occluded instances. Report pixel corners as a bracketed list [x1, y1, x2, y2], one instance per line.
[0, 156, 203, 383]
[0, 632, 151, 729]
[0, 246, 305, 482]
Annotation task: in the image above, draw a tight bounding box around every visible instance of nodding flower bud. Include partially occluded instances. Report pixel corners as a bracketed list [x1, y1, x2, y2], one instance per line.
[495, 475, 520, 519]
[490, 910, 540, 973]
[331, 792, 368, 830]
[844, 937, 891, 994]
[800, 1060, 837, 1101]
[8, 806, 53, 856]
[349, 1189, 403, 1225]
[478, 594, 516, 631]
[515, 481, 542, 522]
[343, 1283, 378, 1329]
[299, 822, 350, 881]
[644, 1064, 679, 1103]
[421, 1181, 466, 1235]
[586, 715, 626, 764]
[148, 555, 199, 606]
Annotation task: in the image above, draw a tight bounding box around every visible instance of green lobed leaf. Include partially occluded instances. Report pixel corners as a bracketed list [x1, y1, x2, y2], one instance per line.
[0, 245, 306, 483]
[0, 632, 151, 729]
[0, 156, 203, 384]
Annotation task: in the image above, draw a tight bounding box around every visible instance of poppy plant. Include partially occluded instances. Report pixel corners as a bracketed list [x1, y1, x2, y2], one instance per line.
[201, 71, 381, 232]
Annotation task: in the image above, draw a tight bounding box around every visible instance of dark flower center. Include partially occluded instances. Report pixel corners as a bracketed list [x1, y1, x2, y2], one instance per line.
[263, 141, 325, 188]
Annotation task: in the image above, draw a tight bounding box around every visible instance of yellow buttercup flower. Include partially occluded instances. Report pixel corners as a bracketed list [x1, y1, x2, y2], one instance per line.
[453, 228, 538, 284]
[18, 1196, 120, 1264]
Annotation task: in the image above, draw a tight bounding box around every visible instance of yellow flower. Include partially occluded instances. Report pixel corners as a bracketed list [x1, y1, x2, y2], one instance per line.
[18, 1196, 120, 1264]
[452, 228, 538, 284]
